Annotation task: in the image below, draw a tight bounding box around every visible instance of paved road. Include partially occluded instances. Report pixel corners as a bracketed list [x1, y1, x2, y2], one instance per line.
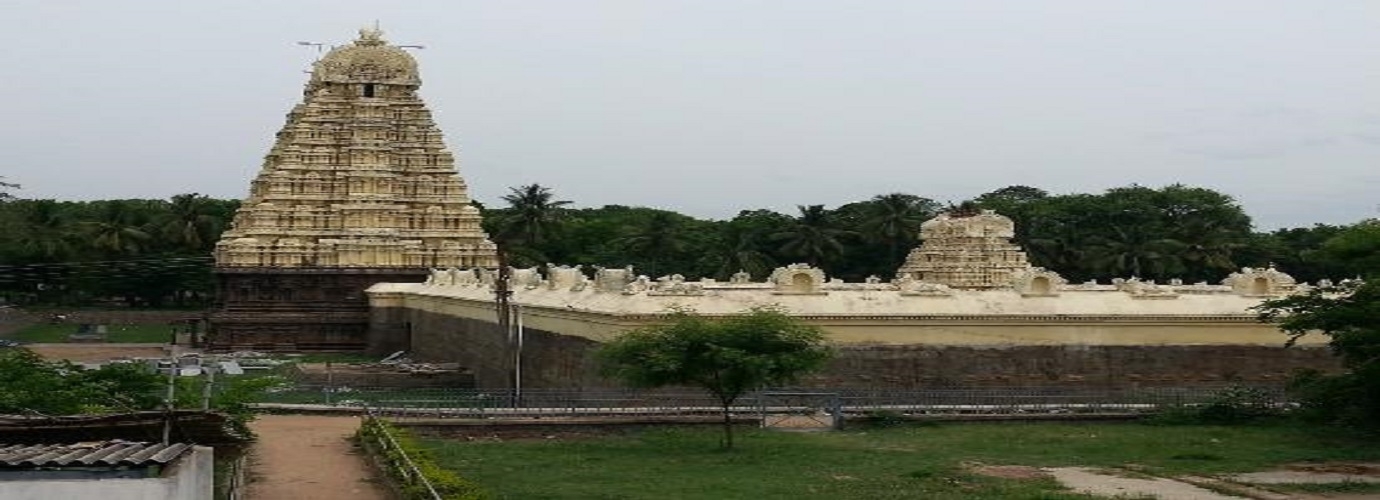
[247, 415, 390, 500]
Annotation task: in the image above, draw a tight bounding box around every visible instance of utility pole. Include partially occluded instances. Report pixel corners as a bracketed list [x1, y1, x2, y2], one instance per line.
[514, 304, 524, 407]
[161, 360, 177, 445]
[201, 364, 216, 411]
[493, 244, 516, 405]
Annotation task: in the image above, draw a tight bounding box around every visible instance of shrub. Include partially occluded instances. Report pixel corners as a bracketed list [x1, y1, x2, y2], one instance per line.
[854, 409, 909, 428]
[1195, 386, 1278, 424]
[357, 418, 489, 500]
[1146, 386, 1279, 425]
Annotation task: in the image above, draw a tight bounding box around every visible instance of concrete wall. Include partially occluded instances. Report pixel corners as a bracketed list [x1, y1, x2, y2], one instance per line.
[0, 446, 212, 500]
[401, 309, 607, 389]
[819, 344, 1337, 388]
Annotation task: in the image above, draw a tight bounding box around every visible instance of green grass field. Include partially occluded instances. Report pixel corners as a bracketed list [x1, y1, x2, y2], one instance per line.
[7, 323, 174, 343]
[417, 422, 1380, 499]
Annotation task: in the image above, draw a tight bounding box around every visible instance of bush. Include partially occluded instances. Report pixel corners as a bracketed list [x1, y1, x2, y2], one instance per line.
[357, 418, 489, 500]
[1146, 386, 1279, 425]
[1287, 368, 1380, 428]
[1195, 386, 1278, 424]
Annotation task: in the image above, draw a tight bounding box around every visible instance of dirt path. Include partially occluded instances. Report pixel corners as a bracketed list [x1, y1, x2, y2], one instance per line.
[247, 415, 390, 500]
[25, 343, 169, 362]
[1045, 467, 1246, 499]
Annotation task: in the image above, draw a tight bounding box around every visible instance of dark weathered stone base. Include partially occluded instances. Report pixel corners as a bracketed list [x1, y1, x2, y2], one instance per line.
[210, 267, 427, 351]
[387, 308, 1343, 390]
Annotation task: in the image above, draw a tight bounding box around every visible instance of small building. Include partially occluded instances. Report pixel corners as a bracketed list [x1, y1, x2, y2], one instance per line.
[0, 440, 212, 500]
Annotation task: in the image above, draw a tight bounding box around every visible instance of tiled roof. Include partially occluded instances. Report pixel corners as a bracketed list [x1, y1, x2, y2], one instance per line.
[0, 441, 191, 468]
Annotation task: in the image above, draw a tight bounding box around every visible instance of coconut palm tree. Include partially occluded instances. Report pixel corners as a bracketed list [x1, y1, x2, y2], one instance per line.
[615, 211, 686, 277]
[860, 193, 938, 265]
[489, 184, 573, 266]
[11, 200, 77, 261]
[713, 226, 777, 279]
[772, 205, 853, 268]
[495, 184, 572, 247]
[1088, 225, 1184, 280]
[161, 193, 223, 252]
[1177, 218, 1246, 281]
[84, 201, 152, 257]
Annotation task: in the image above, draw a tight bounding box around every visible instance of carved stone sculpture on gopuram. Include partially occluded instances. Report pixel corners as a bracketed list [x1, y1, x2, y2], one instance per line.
[210, 27, 498, 352]
[895, 209, 1031, 289]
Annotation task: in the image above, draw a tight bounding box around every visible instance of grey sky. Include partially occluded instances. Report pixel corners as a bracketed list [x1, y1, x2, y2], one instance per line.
[2, 1, 1376, 229]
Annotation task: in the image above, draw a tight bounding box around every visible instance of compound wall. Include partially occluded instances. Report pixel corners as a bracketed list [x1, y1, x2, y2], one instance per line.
[371, 299, 1340, 390]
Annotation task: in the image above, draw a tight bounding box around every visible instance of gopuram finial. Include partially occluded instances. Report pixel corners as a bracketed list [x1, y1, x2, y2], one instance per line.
[358, 23, 385, 45]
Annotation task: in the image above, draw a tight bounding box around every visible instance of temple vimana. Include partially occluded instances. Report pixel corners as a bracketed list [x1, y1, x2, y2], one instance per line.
[212, 28, 1335, 388]
[210, 28, 497, 350]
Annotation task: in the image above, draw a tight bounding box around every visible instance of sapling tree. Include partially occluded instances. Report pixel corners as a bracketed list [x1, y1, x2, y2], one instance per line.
[598, 307, 833, 449]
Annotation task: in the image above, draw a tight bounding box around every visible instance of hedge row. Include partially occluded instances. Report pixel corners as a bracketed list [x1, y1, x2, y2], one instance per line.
[357, 417, 489, 500]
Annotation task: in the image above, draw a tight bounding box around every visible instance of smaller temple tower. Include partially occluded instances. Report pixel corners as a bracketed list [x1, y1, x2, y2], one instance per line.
[896, 210, 1030, 289]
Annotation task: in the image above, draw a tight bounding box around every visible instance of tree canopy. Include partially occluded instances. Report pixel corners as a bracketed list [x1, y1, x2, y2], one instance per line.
[597, 307, 834, 449]
[1256, 280, 1380, 427]
[0, 177, 18, 201]
[1, 183, 1374, 308]
[0, 349, 162, 415]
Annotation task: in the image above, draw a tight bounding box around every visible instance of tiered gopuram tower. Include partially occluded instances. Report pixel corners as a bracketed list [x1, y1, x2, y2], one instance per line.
[895, 209, 1031, 289]
[210, 28, 498, 351]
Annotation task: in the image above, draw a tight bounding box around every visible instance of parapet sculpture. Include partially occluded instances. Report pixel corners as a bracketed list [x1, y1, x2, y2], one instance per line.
[769, 264, 828, 295]
[409, 213, 1325, 305]
[1115, 278, 1179, 300]
[1223, 266, 1296, 297]
[1010, 268, 1067, 297]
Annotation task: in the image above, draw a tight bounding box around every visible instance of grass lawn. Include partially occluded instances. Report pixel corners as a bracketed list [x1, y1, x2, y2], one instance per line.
[8, 323, 174, 343]
[417, 422, 1380, 500]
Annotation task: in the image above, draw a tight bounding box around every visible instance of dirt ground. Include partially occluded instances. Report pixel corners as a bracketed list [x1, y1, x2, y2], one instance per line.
[24, 343, 169, 362]
[1046, 467, 1244, 500]
[1040, 464, 1380, 500]
[247, 415, 390, 500]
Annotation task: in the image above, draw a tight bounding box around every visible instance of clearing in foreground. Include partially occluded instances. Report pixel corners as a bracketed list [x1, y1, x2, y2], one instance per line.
[417, 421, 1380, 499]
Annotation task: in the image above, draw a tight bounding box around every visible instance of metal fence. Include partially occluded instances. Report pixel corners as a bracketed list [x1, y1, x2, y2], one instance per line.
[258, 384, 1288, 420]
[358, 407, 444, 500]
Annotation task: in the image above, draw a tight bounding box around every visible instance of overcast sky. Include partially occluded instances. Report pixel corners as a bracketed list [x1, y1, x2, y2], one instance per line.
[2, 1, 1377, 229]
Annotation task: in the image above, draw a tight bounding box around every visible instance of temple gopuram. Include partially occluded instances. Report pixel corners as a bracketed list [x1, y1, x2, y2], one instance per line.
[210, 28, 497, 351]
[895, 209, 1031, 289]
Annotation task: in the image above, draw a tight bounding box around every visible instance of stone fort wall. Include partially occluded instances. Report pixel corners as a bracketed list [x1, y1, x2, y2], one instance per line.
[376, 307, 1340, 390]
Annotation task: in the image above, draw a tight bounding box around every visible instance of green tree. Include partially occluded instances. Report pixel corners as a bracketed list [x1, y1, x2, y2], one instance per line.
[0, 349, 162, 415]
[83, 200, 153, 256]
[974, 185, 1049, 206]
[773, 205, 853, 268]
[1239, 225, 1349, 283]
[1088, 225, 1185, 279]
[1256, 280, 1380, 427]
[598, 307, 834, 449]
[1318, 220, 1380, 277]
[706, 209, 791, 280]
[858, 193, 940, 265]
[491, 184, 572, 264]
[0, 176, 18, 201]
[10, 200, 78, 261]
[614, 211, 688, 277]
[161, 193, 224, 252]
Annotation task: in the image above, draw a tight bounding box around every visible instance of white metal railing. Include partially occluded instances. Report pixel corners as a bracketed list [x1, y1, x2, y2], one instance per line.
[360, 407, 443, 500]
